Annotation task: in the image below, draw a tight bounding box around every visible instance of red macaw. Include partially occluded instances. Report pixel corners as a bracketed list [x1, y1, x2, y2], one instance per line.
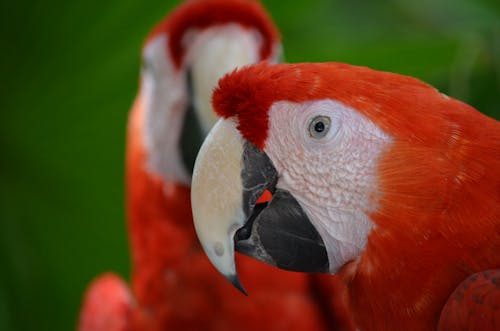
[79, 1, 344, 330]
[191, 62, 500, 331]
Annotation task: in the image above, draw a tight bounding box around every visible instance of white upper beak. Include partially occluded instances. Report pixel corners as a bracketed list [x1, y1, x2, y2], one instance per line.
[191, 118, 247, 291]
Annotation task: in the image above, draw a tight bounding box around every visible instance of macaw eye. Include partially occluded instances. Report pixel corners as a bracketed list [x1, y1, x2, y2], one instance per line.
[309, 115, 331, 139]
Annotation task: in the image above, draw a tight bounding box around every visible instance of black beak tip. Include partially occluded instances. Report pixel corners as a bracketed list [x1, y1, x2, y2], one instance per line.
[225, 274, 248, 296]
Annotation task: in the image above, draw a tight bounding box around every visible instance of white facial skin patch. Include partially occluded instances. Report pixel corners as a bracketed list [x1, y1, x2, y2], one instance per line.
[142, 35, 190, 186]
[141, 26, 277, 187]
[264, 99, 392, 273]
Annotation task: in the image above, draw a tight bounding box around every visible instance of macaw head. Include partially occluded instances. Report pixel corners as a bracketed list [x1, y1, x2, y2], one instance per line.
[138, 0, 280, 186]
[191, 62, 497, 292]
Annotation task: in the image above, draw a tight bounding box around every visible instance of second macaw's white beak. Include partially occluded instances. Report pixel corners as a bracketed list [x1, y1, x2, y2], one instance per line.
[191, 119, 329, 294]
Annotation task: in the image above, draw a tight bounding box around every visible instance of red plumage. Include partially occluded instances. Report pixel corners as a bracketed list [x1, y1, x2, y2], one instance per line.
[213, 62, 500, 330]
[438, 269, 500, 331]
[78, 273, 133, 331]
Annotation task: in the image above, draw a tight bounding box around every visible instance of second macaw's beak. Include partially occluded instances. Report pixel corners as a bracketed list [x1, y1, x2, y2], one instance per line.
[191, 119, 329, 294]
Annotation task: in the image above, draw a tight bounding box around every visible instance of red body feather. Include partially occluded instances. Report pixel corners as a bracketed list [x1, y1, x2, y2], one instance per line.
[438, 269, 500, 331]
[213, 62, 500, 330]
[78, 273, 133, 331]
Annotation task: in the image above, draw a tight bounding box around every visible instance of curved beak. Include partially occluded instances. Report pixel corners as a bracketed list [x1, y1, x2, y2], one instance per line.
[191, 119, 247, 293]
[191, 119, 329, 294]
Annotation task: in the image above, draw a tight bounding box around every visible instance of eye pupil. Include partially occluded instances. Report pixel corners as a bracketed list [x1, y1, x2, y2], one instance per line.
[314, 121, 325, 133]
[309, 115, 331, 139]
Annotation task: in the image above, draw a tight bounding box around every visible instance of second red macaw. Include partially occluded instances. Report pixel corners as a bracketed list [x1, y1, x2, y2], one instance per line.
[79, 1, 354, 330]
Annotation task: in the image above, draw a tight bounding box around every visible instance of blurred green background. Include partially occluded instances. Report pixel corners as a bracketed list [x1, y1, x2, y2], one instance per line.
[0, 0, 498, 330]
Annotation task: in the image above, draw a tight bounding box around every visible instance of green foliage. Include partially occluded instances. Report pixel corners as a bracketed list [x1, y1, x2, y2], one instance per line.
[0, 1, 498, 330]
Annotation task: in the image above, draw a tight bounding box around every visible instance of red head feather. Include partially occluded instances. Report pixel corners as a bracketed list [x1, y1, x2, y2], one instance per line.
[212, 62, 495, 149]
[147, 0, 280, 68]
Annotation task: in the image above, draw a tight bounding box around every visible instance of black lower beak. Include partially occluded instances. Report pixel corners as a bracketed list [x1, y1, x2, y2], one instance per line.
[235, 143, 329, 273]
